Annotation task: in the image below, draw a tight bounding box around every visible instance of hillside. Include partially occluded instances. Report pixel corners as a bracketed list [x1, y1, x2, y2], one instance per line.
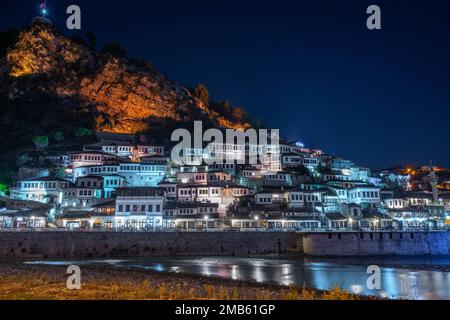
[1, 18, 251, 134]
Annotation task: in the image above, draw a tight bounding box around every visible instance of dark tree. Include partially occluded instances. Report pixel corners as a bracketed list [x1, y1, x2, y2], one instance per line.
[71, 36, 86, 46]
[210, 101, 231, 116]
[130, 56, 153, 71]
[250, 116, 263, 129]
[231, 107, 249, 124]
[194, 84, 209, 105]
[86, 32, 97, 50]
[101, 42, 127, 58]
[53, 131, 64, 143]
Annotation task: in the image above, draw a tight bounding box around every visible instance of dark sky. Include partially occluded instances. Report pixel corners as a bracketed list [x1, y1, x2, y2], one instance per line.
[1, 0, 450, 169]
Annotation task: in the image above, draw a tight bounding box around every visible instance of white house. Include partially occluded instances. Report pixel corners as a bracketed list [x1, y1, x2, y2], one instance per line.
[114, 187, 165, 230]
[11, 177, 72, 205]
[84, 142, 164, 158]
[347, 185, 381, 208]
[163, 201, 219, 230]
[117, 161, 166, 187]
[68, 151, 117, 169]
[284, 190, 305, 208]
[177, 184, 223, 204]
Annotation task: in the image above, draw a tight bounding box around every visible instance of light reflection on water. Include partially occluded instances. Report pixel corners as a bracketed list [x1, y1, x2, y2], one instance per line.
[24, 256, 450, 300]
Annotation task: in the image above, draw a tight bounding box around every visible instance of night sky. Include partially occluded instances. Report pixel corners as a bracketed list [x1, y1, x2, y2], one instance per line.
[1, 0, 449, 169]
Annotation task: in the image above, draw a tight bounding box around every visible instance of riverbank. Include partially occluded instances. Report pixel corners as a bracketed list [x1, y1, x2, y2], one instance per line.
[0, 260, 368, 300]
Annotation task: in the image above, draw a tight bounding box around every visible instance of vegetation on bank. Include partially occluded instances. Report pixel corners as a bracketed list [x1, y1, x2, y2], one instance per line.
[0, 264, 367, 300]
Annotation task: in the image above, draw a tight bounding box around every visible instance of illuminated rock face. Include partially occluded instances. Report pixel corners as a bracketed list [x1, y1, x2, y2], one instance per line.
[7, 22, 88, 78]
[5, 22, 249, 133]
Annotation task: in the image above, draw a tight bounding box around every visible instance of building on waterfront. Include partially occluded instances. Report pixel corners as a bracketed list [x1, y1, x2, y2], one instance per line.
[163, 201, 220, 230]
[227, 202, 322, 230]
[0, 208, 47, 228]
[57, 200, 116, 229]
[325, 210, 391, 230]
[114, 187, 165, 230]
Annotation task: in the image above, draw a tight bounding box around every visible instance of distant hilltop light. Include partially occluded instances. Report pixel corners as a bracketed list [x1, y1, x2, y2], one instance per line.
[39, 0, 47, 15]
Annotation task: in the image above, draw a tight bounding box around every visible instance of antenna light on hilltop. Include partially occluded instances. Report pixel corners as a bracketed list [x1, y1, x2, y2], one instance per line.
[39, 0, 47, 17]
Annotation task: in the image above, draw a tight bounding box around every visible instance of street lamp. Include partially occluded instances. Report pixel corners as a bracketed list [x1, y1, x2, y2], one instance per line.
[373, 218, 379, 230]
[254, 215, 259, 230]
[204, 215, 209, 231]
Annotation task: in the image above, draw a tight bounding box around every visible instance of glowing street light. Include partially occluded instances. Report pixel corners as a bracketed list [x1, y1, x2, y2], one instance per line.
[204, 215, 209, 231]
[373, 218, 380, 230]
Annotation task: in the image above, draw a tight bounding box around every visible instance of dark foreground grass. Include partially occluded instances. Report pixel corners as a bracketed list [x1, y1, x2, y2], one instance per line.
[0, 261, 371, 300]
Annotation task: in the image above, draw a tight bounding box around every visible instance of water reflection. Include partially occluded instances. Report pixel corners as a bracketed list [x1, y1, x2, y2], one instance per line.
[24, 256, 450, 300]
[231, 265, 239, 280]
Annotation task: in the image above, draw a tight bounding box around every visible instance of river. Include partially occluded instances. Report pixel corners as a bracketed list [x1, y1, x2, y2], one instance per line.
[24, 255, 450, 300]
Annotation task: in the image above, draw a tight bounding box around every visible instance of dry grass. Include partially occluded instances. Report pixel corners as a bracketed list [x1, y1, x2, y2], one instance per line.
[0, 263, 368, 300]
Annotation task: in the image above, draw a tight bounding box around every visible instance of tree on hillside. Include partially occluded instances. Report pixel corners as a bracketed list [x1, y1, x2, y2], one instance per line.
[54, 131, 64, 143]
[194, 84, 209, 106]
[130, 56, 153, 71]
[32, 136, 48, 151]
[317, 164, 332, 174]
[293, 165, 309, 176]
[220, 101, 232, 115]
[74, 127, 93, 138]
[250, 116, 263, 130]
[138, 134, 148, 144]
[0, 183, 8, 196]
[210, 101, 231, 116]
[231, 107, 248, 124]
[50, 166, 65, 179]
[101, 42, 127, 58]
[17, 154, 30, 167]
[86, 32, 96, 50]
[71, 35, 85, 46]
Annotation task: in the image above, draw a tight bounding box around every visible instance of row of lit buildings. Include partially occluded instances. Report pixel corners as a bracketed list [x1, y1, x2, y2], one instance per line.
[2, 137, 449, 231]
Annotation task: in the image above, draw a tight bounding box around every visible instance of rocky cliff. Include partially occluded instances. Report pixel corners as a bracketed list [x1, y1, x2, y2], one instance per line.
[2, 19, 249, 134]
